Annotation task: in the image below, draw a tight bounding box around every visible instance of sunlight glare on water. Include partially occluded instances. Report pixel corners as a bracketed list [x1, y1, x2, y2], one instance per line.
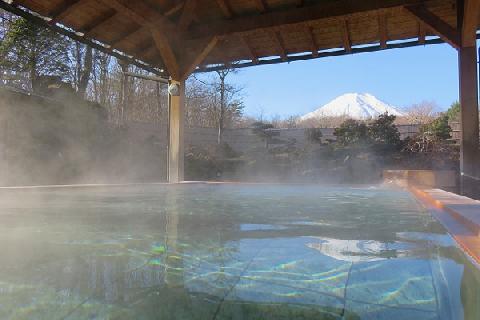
[0, 184, 478, 319]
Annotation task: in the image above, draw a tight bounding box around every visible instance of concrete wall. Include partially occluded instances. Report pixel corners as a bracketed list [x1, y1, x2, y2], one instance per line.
[126, 122, 421, 153]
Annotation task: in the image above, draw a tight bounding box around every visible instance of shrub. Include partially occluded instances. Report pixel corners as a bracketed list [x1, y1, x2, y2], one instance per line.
[421, 114, 452, 141]
[334, 119, 368, 145]
[368, 113, 400, 145]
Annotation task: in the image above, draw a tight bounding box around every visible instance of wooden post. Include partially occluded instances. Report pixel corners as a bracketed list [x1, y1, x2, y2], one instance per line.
[458, 44, 480, 195]
[167, 79, 185, 183]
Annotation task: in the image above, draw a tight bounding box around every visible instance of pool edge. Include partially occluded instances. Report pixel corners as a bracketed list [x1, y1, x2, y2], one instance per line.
[409, 185, 480, 268]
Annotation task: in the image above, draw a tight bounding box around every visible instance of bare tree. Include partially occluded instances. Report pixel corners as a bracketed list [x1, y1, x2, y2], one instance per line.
[403, 101, 438, 124]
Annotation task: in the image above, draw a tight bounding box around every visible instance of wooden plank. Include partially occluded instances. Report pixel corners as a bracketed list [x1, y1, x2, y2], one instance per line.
[188, 0, 424, 39]
[178, 0, 197, 31]
[378, 12, 388, 48]
[49, 0, 84, 24]
[164, 1, 185, 16]
[341, 18, 352, 53]
[98, 0, 176, 33]
[215, 0, 234, 18]
[98, 0, 149, 26]
[305, 25, 319, 57]
[462, 0, 480, 47]
[111, 26, 143, 48]
[271, 30, 287, 60]
[405, 5, 461, 49]
[253, 0, 268, 13]
[80, 8, 116, 34]
[241, 35, 259, 63]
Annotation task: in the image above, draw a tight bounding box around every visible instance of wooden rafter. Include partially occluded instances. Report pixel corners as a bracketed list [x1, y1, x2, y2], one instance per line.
[271, 30, 287, 60]
[418, 22, 426, 44]
[377, 12, 388, 49]
[461, 0, 480, 47]
[180, 37, 219, 77]
[253, 0, 268, 13]
[80, 9, 117, 35]
[49, 0, 84, 24]
[111, 25, 143, 48]
[405, 5, 461, 49]
[241, 35, 258, 63]
[98, 0, 176, 33]
[178, 0, 197, 31]
[133, 39, 156, 55]
[215, 0, 234, 18]
[341, 18, 352, 53]
[152, 29, 180, 79]
[164, 1, 185, 16]
[188, 0, 425, 39]
[304, 25, 319, 57]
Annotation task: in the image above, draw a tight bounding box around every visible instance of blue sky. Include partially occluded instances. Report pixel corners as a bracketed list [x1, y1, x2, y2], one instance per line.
[199, 42, 462, 118]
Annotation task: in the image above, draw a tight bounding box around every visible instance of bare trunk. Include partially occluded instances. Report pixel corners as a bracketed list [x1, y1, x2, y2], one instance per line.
[78, 46, 93, 98]
[217, 72, 226, 145]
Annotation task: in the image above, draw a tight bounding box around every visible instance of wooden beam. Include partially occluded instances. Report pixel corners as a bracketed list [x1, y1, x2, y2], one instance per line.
[458, 45, 480, 183]
[164, 1, 185, 16]
[405, 5, 461, 49]
[341, 18, 352, 53]
[179, 37, 218, 78]
[197, 36, 480, 73]
[253, 0, 268, 13]
[418, 21, 426, 44]
[111, 25, 143, 48]
[241, 35, 259, 63]
[271, 30, 287, 60]
[49, 0, 84, 24]
[80, 9, 116, 35]
[168, 79, 185, 182]
[0, 1, 165, 75]
[378, 12, 388, 48]
[462, 0, 480, 47]
[188, 0, 425, 39]
[134, 39, 156, 56]
[178, 0, 197, 31]
[215, 0, 234, 18]
[98, 0, 176, 33]
[305, 25, 319, 57]
[152, 29, 180, 79]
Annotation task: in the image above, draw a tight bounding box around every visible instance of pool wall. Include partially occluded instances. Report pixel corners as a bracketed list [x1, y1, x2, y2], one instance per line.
[410, 185, 480, 267]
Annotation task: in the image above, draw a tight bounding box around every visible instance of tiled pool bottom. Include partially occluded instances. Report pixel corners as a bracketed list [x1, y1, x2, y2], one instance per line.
[0, 184, 479, 319]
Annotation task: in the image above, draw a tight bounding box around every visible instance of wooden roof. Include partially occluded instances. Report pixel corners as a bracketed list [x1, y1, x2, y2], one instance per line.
[3, 0, 479, 79]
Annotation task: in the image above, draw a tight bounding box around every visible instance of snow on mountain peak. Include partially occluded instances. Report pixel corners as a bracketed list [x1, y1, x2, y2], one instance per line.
[300, 93, 404, 121]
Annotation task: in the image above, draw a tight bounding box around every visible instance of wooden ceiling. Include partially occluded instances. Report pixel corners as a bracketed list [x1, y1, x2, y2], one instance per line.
[3, 0, 478, 79]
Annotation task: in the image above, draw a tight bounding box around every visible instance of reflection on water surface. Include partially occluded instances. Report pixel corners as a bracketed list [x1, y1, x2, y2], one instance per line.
[0, 184, 479, 319]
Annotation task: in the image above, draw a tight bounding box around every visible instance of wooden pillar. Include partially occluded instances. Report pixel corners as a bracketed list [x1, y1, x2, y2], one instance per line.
[167, 79, 185, 183]
[458, 44, 480, 194]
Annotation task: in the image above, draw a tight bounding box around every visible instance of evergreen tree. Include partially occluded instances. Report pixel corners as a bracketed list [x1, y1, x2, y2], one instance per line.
[368, 113, 400, 145]
[0, 17, 71, 90]
[334, 119, 369, 145]
[445, 101, 460, 121]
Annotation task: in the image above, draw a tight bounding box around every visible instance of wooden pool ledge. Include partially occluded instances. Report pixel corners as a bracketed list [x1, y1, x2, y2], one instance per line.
[410, 186, 480, 266]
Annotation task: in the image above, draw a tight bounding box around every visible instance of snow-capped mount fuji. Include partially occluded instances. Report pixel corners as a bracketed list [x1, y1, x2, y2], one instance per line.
[300, 93, 404, 120]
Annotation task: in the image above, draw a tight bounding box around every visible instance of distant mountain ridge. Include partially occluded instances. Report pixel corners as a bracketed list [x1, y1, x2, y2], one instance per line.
[301, 93, 404, 120]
